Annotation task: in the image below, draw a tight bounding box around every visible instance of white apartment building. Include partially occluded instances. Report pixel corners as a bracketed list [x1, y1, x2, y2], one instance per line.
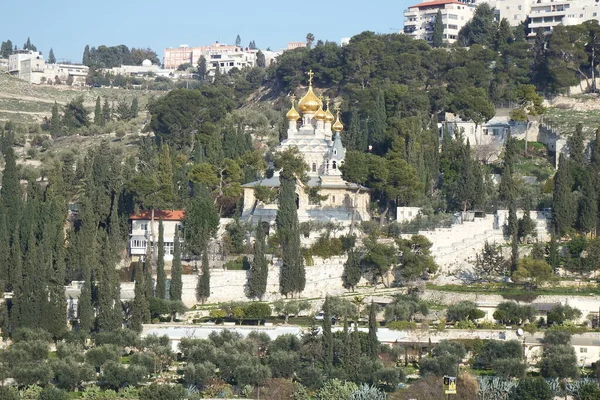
[129, 210, 184, 262]
[8, 50, 88, 85]
[486, 0, 531, 26]
[164, 43, 258, 75]
[526, 0, 600, 36]
[403, 0, 477, 44]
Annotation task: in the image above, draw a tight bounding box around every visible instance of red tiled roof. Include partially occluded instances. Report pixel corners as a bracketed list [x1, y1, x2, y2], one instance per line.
[130, 210, 185, 221]
[409, 0, 463, 9]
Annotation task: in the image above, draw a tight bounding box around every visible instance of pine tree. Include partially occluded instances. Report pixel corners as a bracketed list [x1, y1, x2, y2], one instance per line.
[370, 90, 388, 155]
[235, 34, 241, 47]
[553, 154, 575, 236]
[131, 97, 139, 118]
[169, 229, 183, 301]
[248, 222, 268, 300]
[196, 251, 210, 304]
[322, 297, 333, 371]
[367, 301, 379, 360]
[156, 219, 166, 299]
[432, 10, 444, 48]
[48, 48, 56, 64]
[94, 96, 103, 126]
[343, 249, 362, 291]
[131, 262, 150, 332]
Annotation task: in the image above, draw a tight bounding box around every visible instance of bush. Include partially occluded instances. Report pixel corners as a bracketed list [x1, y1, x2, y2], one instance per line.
[387, 321, 417, 330]
[0, 387, 18, 400]
[139, 384, 186, 400]
[447, 301, 485, 322]
[39, 387, 68, 400]
[308, 236, 344, 259]
[223, 256, 250, 270]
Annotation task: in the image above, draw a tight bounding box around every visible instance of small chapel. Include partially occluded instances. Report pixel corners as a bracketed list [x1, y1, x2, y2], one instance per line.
[241, 71, 370, 225]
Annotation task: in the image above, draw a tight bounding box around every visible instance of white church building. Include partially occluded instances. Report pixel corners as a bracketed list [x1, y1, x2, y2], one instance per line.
[241, 71, 370, 225]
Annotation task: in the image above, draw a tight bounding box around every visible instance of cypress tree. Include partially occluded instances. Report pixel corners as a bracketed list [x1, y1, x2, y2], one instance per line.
[568, 123, 585, 166]
[102, 98, 111, 124]
[344, 109, 366, 152]
[78, 255, 94, 334]
[322, 297, 333, 371]
[456, 140, 477, 212]
[553, 154, 575, 236]
[277, 176, 303, 297]
[131, 98, 139, 118]
[370, 90, 388, 155]
[578, 170, 597, 234]
[342, 249, 362, 291]
[0, 211, 9, 290]
[367, 301, 379, 360]
[50, 102, 61, 135]
[131, 262, 150, 332]
[96, 233, 122, 332]
[432, 10, 444, 48]
[94, 96, 103, 126]
[347, 325, 362, 380]
[0, 143, 21, 234]
[48, 48, 56, 64]
[46, 245, 67, 341]
[144, 243, 153, 299]
[82, 45, 90, 65]
[156, 219, 166, 299]
[196, 251, 210, 304]
[169, 229, 183, 301]
[9, 233, 23, 332]
[20, 206, 43, 329]
[248, 222, 268, 300]
[548, 232, 559, 272]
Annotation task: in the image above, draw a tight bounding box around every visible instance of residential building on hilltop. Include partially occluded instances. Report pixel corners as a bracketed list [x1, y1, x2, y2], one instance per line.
[403, 0, 477, 44]
[8, 50, 88, 85]
[241, 71, 371, 225]
[525, 0, 600, 36]
[129, 210, 184, 262]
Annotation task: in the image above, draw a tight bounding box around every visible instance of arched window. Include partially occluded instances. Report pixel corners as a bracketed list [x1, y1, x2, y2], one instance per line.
[332, 161, 337, 169]
[312, 163, 317, 172]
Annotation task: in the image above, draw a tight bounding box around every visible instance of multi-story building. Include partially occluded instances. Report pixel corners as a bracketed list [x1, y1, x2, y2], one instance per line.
[8, 50, 88, 85]
[403, 0, 477, 44]
[129, 210, 184, 262]
[487, 0, 531, 26]
[526, 0, 600, 36]
[164, 42, 258, 74]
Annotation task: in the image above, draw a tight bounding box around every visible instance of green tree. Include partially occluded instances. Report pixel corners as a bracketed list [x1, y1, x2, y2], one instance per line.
[446, 300, 485, 322]
[553, 154, 575, 236]
[513, 257, 554, 290]
[235, 34, 241, 47]
[62, 96, 89, 130]
[50, 101, 61, 135]
[131, 97, 139, 118]
[256, 50, 266, 68]
[48, 48, 56, 64]
[196, 251, 210, 304]
[540, 344, 579, 379]
[102, 98, 111, 124]
[458, 3, 497, 47]
[184, 190, 219, 258]
[370, 90, 388, 155]
[432, 10, 444, 48]
[306, 33, 315, 49]
[94, 96, 103, 126]
[131, 263, 150, 332]
[169, 229, 182, 301]
[139, 384, 186, 400]
[197, 56, 207, 80]
[343, 249, 362, 291]
[0, 39, 13, 58]
[367, 301, 379, 360]
[547, 304, 582, 325]
[248, 222, 268, 300]
[322, 297, 334, 370]
[156, 219, 166, 299]
[274, 148, 307, 297]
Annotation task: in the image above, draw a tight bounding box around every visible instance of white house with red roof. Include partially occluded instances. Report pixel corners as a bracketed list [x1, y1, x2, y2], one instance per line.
[403, 0, 477, 44]
[129, 210, 185, 262]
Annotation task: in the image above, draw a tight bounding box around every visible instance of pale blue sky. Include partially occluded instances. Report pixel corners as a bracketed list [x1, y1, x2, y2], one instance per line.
[3, 0, 411, 63]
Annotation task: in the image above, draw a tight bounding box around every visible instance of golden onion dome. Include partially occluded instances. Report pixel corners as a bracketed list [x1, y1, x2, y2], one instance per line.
[298, 70, 322, 113]
[314, 101, 327, 121]
[332, 108, 344, 132]
[324, 100, 335, 123]
[286, 95, 300, 121]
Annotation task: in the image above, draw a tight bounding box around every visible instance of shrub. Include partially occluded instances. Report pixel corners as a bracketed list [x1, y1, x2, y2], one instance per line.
[0, 387, 18, 400]
[39, 386, 68, 400]
[387, 321, 417, 330]
[138, 384, 186, 400]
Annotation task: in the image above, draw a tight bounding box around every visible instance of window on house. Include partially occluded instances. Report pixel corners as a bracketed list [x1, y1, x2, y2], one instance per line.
[140, 223, 148, 231]
[312, 163, 317, 172]
[332, 161, 337, 169]
[332, 196, 336, 203]
[164, 242, 174, 255]
[580, 347, 588, 353]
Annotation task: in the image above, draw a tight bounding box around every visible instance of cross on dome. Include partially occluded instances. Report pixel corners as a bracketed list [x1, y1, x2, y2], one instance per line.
[307, 70, 314, 85]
